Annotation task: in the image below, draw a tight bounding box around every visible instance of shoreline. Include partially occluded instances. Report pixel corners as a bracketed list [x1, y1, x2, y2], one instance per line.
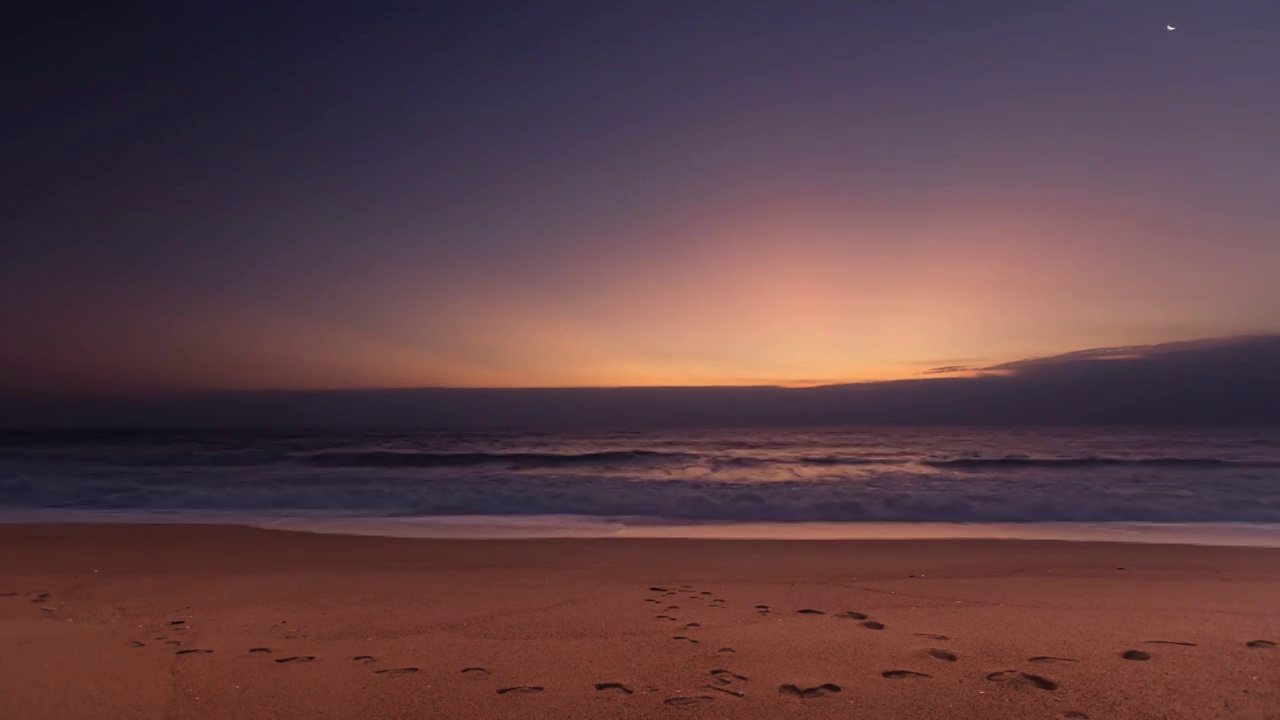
[3, 524, 1280, 718]
[3, 509, 1280, 546]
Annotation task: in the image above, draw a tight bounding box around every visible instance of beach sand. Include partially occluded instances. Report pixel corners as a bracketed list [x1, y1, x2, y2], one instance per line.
[2, 525, 1278, 719]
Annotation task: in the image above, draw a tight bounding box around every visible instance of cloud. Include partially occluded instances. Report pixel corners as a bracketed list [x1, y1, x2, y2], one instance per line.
[919, 365, 977, 375]
[983, 336, 1271, 373]
[4, 335, 1279, 427]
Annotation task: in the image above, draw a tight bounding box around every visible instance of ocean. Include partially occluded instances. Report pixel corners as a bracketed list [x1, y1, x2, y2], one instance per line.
[2, 426, 1279, 542]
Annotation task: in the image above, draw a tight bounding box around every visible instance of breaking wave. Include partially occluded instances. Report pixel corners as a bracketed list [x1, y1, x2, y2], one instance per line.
[302, 450, 694, 469]
[2, 426, 1279, 523]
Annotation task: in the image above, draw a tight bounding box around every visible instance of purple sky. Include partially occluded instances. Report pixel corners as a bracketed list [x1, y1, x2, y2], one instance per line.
[3, 0, 1278, 393]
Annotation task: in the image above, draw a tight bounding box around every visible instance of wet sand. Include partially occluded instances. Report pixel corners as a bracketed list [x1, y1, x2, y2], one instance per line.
[2, 524, 1279, 719]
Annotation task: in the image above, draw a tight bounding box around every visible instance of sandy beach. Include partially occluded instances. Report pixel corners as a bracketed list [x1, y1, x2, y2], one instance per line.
[2, 524, 1279, 719]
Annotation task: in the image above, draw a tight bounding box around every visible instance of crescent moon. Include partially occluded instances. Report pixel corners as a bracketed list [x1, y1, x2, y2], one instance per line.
[1167, 24, 1176, 30]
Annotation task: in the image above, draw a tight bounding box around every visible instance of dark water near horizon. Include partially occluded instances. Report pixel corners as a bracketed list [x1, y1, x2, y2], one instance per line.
[2, 427, 1280, 524]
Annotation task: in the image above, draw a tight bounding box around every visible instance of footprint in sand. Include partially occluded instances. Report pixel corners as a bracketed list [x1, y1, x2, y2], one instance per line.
[709, 669, 748, 685]
[663, 695, 713, 707]
[706, 685, 745, 698]
[275, 656, 315, 664]
[168, 620, 185, 627]
[594, 682, 634, 695]
[700, 591, 712, 596]
[1246, 640, 1276, 649]
[926, 648, 957, 662]
[671, 636, 699, 644]
[1121, 650, 1151, 661]
[861, 620, 886, 630]
[644, 599, 660, 604]
[1029, 656, 1077, 664]
[755, 604, 771, 613]
[32, 593, 50, 603]
[779, 683, 842, 698]
[497, 686, 544, 695]
[684, 623, 701, 629]
[839, 611, 869, 620]
[882, 670, 932, 679]
[374, 667, 419, 674]
[176, 649, 213, 655]
[1145, 640, 1196, 647]
[717, 647, 735, 654]
[164, 640, 183, 647]
[665, 605, 680, 611]
[656, 615, 677, 621]
[248, 647, 272, 654]
[461, 667, 491, 676]
[649, 587, 668, 592]
[796, 608, 825, 615]
[127, 641, 145, 648]
[915, 633, 949, 640]
[352, 655, 375, 663]
[985, 670, 1058, 691]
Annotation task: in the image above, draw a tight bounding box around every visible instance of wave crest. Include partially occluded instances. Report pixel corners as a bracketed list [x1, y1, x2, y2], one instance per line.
[301, 450, 694, 469]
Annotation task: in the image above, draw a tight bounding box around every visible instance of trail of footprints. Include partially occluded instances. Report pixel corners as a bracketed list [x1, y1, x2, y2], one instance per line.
[651, 585, 762, 705]
[651, 586, 869, 704]
[633, 584, 1278, 710]
[100, 609, 542, 697]
[5, 587, 1269, 711]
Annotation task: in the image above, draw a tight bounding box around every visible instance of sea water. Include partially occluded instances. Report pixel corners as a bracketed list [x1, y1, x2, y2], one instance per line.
[2, 426, 1278, 543]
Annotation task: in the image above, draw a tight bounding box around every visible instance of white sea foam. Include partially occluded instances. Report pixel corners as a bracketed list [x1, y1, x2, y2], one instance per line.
[2, 509, 1279, 547]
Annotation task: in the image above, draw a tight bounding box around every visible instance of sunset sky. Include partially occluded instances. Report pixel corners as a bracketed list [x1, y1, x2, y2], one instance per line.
[3, 0, 1278, 394]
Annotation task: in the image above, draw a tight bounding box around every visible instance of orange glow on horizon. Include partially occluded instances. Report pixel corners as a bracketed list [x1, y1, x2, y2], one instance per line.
[6, 189, 1275, 396]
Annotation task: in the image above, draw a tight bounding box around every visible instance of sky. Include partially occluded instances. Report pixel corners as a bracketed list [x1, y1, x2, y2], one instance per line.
[3, 0, 1278, 395]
